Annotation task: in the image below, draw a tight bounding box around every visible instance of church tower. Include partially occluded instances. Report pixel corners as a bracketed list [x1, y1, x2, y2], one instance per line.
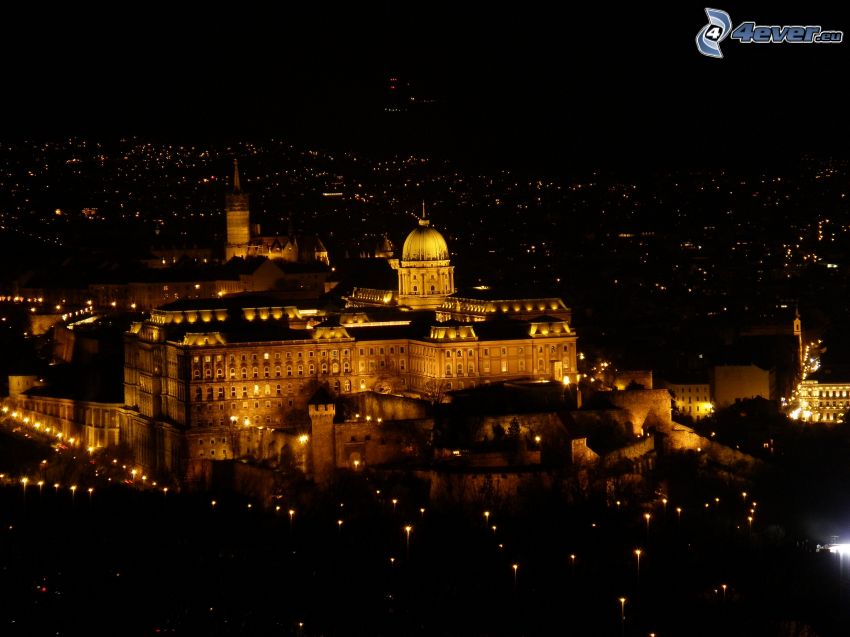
[397, 203, 455, 309]
[225, 160, 251, 260]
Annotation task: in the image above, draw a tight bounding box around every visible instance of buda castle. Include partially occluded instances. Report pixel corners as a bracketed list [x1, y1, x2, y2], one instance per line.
[6, 162, 581, 483]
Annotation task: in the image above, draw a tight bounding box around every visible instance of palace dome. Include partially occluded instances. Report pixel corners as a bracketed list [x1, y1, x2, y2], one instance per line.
[401, 219, 449, 261]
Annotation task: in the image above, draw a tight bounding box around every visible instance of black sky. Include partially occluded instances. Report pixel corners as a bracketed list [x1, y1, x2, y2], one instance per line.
[1, 2, 848, 168]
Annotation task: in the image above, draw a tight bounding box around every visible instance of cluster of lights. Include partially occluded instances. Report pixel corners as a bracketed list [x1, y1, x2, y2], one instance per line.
[2, 405, 84, 447]
[352, 413, 383, 423]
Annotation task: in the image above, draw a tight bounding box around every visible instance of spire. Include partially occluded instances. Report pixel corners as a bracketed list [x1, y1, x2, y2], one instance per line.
[233, 159, 242, 193]
[419, 200, 430, 226]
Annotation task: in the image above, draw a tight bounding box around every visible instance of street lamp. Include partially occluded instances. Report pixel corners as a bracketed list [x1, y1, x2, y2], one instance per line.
[644, 512, 651, 538]
[676, 506, 682, 525]
[618, 597, 627, 637]
[392, 498, 398, 513]
[512, 563, 519, 592]
[289, 509, 295, 533]
[21, 477, 28, 502]
[721, 583, 727, 601]
[484, 510, 490, 528]
[404, 525, 413, 559]
[37, 480, 44, 497]
[88, 487, 94, 504]
[634, 548, 642, 581]
[70, 484, 77, 505]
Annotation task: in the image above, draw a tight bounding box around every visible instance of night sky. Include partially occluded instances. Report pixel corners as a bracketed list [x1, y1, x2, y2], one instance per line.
[2, 3, 848, 167]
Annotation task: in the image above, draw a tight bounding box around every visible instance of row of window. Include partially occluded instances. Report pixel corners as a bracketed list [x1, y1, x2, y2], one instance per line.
[191, 343, 570, 367]
[192, 380, 358, 404]
[193, 362, 353, 379]
[192, 350, 352, 366]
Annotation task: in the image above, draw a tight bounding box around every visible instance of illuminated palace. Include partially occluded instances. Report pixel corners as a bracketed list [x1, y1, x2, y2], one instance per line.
[113, 192, 580, 475]
[4, 169, 579, 480]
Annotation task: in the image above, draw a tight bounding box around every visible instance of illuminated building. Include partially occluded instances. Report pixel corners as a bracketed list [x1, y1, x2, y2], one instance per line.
[225, 160, 329, 265]
[115, 205, 579, 475]
[395, 209, 455, 309]
[660, 376, 713, 420]
[796, 368, 850, 423]
[5, 177, 580, 481]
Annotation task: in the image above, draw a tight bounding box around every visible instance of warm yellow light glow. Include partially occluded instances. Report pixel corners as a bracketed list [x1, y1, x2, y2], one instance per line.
[299, 434, 309, 445]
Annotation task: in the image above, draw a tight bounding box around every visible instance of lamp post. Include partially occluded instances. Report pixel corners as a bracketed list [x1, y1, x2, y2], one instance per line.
[512, 563, 519, 592]
[289, 508, 295, 534]
[70, 484, 77, 505]
[404, 525, 413, 559]
[634, 548, 642, 583]
[484, 510, 490, 529]
[618, 597, 626, 637]
[721, 583, 727, 602]
[21, 477, 28, 503]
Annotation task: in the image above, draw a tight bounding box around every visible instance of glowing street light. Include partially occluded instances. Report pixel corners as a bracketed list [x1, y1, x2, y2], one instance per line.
[569, 553, 576, 568]
[484, 510, 490, 528]
[676, 506, 682, 525]
[337, 519, 344, 536]
[420, 507, 426, 518]
[53, 482, 60, 495]
[634, 548, 642, 581]
[21, 477, 28, 501]
[721, 583, 727, 601]
[618, 597, 627, 637]
[37, 480, 44, 497]
[404, 524, 413, 558]
[70, 484, 77, 504]
[512, 563, 519, 591]
[392, 498, 398, 513]
[289, 508, 295, 533]
[87, 487, 94, 503]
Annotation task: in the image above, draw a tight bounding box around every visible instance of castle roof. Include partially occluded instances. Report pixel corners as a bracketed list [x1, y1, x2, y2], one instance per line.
[401, 216, 449, 262]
